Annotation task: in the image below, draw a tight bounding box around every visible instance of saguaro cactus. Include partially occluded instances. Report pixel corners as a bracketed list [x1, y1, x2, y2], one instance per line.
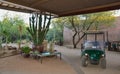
[27, 12, 51, 47]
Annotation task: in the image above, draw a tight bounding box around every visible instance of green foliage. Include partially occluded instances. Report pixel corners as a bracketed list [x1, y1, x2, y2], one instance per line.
[27, 13, 51, 45]
[0, 14, 28, 43]
[48, 11, 115, 48]
[46, 29, 54, 42]
[46, 18, 64, 43]
[21, 46, 31, 54]
[64, 11, 115, 30]
[65, 11, 115, 48]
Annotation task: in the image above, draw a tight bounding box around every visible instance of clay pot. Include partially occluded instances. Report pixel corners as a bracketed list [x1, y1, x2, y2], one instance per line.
[36, 45, 44, 53]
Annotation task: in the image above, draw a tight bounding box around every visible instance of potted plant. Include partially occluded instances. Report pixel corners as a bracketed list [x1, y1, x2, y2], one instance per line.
[27, 12, 51, 53]
[21, 46, 31, 58]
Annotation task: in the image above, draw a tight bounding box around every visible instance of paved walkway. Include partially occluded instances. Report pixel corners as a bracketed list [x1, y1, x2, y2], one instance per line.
[55, 45, 84, 74]
[55, 45, 120, 74]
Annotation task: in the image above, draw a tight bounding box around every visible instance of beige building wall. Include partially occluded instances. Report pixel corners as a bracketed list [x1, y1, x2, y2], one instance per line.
[107, 16, 120, 41]
[63, 26, 83, 47]
[63, 16, 120, 45]
[63, 27, 73, 44]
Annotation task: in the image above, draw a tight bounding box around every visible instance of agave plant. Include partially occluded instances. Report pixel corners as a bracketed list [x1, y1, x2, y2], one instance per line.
[27, 12, 51, 52]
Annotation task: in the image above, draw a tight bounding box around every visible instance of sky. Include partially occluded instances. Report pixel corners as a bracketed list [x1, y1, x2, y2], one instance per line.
[0, 9, 30, 24]
[0, 9, 120, 25]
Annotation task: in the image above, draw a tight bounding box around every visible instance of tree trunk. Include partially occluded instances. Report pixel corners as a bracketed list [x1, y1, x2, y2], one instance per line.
[73, 44, 77, 48]
[73, 32, 77, 48]
[72, 16, 99, 48]
[5, 37, 8, 50]
[74, 33, 86, 47]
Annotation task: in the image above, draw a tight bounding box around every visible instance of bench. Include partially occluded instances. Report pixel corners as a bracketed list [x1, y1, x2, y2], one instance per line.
[36, 52, 61, 63]
[29, 51, 62, 64]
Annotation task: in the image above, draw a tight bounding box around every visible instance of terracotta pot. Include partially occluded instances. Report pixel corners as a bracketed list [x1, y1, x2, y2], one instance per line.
[36, 45, 44, 53]
[21, 53, 30, 58]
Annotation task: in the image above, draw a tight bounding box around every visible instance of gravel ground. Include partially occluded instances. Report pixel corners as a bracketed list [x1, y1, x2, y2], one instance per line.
[55, 45, 120, 74]
[1, 44, 120, 74]
[0, 53, 77, 74]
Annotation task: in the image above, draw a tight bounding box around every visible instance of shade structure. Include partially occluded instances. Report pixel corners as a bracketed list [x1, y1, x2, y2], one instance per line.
[0, 0, 120, 17]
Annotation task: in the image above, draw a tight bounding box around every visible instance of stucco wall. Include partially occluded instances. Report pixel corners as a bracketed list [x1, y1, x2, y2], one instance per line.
[63, 27, 73, 44]
[63, 16, 120, 45]
[107, 16, 120, 41]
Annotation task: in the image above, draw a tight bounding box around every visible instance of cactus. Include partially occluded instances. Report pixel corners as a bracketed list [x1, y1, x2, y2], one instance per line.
[27, 12, 51, 46]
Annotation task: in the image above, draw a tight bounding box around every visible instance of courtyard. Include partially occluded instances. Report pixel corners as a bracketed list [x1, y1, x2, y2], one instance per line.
[56, 45, 120, 74]
[0, 0, 120, 74]
[0, 45, 120, 74]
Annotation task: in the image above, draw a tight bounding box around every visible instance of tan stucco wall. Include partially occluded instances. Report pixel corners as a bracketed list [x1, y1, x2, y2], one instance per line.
[63, 16, 120, 45]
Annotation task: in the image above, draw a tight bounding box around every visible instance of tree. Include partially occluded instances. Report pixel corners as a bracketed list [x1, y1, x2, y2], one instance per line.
[64, 11, 115, 48]
[46, 18, 65, 45]
[0, 13, 27, 44]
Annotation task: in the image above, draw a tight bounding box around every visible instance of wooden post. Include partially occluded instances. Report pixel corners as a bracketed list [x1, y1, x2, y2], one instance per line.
[106, 31, 108, 42]
[95, 33, 97, 41]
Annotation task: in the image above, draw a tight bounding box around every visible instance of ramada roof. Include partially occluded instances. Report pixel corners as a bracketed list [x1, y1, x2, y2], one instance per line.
[0, 0, 120, 17]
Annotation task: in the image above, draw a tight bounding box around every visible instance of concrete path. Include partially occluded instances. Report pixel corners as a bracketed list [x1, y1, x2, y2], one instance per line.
[55, 45, 120, 74]
[55, 45, 84, 74]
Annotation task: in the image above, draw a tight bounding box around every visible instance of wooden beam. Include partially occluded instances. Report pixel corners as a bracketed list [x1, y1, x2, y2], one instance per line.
[0, 5, 32, 13]
[0, 0, 57, 16]
[0, 0, 40, 12]
[30, 0, 49, 7]
[59, 2, 120, 17]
